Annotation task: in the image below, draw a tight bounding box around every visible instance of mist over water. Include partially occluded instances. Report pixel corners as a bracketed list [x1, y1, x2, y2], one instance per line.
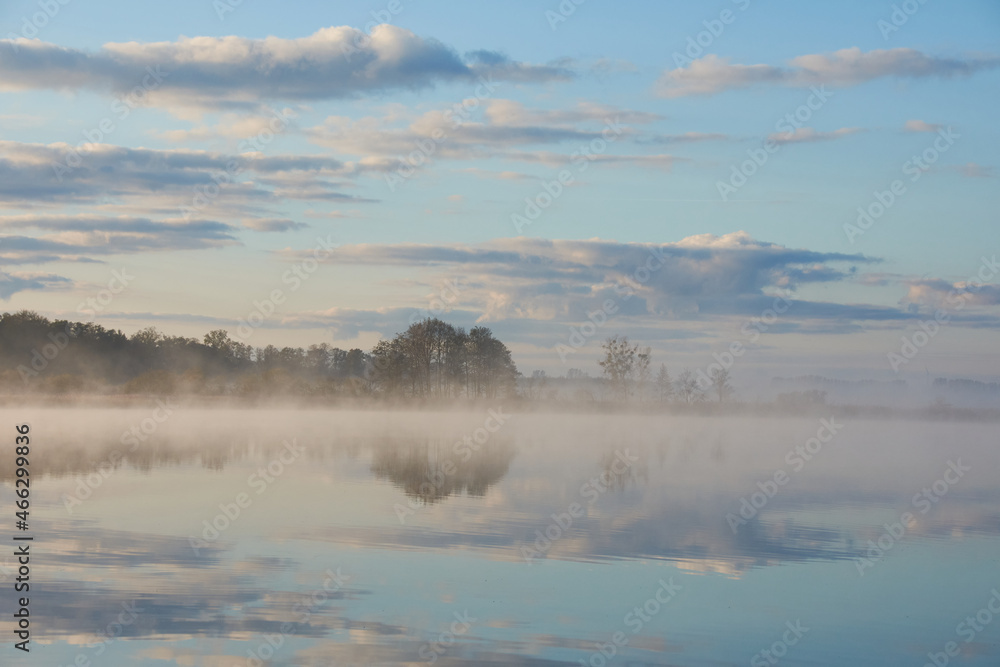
[2, 407, 998, 665]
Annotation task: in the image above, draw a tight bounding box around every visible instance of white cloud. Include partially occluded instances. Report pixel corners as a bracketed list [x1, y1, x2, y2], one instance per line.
[242, 218, 309, 232]
[949, 162, 995, 179]
[276, 232, 877, 324]
[0, 26, 571, 111]
[0, 214, 240, 264]
[767, 127, 865, 145]
[0, 141, 374, 218]
[656, 48, 1000, 97]
[903, 119, 944, 133]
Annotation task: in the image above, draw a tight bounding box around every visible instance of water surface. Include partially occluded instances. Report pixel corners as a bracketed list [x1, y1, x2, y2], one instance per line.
[1, 408, 998, 666]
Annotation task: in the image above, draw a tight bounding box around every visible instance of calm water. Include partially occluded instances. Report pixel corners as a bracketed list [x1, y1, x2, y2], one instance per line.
[1, 407, 999, 666]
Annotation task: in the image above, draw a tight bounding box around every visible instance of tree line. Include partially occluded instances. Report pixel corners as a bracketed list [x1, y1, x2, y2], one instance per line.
[597, 335, 734, 403]
[1, 310, 729, 404]
[0, 310, 518, 399]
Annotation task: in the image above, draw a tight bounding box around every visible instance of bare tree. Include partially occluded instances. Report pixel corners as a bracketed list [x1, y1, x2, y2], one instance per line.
[709, 367, 734, 403]
[524, 370, 548, 401]
[599, 335, 638, 400]
[655, 363, 673, 403]
[674, 369, 703, 404]
[635, 346, 651, 402]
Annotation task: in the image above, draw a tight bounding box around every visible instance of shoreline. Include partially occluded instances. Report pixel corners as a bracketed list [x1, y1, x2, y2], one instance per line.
[1, 394, 997, 422]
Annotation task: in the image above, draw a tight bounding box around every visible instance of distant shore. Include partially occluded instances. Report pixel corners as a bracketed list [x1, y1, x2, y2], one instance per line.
[2, 393, 998, 422]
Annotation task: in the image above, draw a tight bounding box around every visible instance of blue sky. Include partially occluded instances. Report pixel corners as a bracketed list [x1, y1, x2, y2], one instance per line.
[1, 0, 998, 381]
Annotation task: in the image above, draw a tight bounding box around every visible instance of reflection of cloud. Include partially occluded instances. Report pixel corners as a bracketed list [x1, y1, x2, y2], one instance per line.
[288, 641, 574, 666]
[24, 521, 369, 646]
[11, 409, 1000, 667]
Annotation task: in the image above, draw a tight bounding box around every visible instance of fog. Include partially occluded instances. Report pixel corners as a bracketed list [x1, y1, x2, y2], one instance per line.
[2, 405, 999, 665]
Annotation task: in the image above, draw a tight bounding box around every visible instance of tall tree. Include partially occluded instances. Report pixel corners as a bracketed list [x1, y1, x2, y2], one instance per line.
[655, 363, 673, 403]
[599, 335, 638, 400]
[635, 346, 652, 402]
[674, 369, 703, 404]
[709, 367, 734, 403]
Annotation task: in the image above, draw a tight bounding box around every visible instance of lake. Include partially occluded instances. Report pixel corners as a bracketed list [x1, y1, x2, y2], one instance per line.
[2, 407, 998, 666]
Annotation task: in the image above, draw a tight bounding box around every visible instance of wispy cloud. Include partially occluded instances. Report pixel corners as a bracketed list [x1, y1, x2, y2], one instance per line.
[0, 214, 240, 264]
[655, 48, 1000, 97]
[0, 141, 375, 218]
[903, 119, 944, 133]
[306, 99, 654, 165]
[0, 271, 73, 299]
[636, 132, 729, 145]
[242, 218, 309, 232]
[947, 162, 996, 179]
[767, 127, 865, 145]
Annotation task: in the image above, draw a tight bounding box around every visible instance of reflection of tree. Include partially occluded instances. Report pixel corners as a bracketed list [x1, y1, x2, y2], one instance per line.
[0, 436, 279, 481]
[370, 438, 515, 504]
[597, 448, 646, 493]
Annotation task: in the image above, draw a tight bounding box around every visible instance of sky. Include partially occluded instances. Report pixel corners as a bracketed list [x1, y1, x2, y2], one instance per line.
[1, 0, 998, 383]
